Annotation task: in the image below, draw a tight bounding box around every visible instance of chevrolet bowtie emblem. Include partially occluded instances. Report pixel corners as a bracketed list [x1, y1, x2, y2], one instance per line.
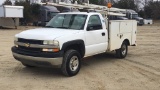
[24, 43, 30, 47]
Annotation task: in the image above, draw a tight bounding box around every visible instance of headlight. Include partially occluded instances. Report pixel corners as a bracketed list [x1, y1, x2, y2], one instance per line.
[42, 48, 59, 52]
[42, 40, 60, 52]
[14, 37, 18, 47]
[14, 37, 18, 41]
[52, 41, 59, 46]
[43, 40, 59, 46]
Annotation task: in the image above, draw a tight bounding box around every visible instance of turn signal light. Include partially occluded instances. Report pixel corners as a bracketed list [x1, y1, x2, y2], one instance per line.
[42, 48, 59, 52]
[53, 48, 59, 52]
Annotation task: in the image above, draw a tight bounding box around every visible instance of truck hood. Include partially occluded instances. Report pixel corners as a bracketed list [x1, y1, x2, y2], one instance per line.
[16, 28, 80, 40]
[134, 17, 143, 20]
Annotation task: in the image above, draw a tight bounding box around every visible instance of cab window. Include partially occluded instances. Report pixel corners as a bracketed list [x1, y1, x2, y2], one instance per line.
[87, 15, 102, 30]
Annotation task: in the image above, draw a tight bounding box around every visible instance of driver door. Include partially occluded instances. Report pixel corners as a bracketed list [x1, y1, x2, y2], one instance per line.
[85, 15, 108, 56]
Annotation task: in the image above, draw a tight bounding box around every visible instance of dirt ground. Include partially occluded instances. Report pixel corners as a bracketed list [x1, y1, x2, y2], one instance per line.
[0, 22, 160, 90]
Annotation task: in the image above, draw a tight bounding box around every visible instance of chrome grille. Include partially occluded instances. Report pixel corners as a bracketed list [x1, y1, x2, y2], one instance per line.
[17, 38, 43, 52]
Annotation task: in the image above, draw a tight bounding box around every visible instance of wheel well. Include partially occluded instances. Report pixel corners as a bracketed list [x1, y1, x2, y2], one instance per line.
[124, 39, 130, 46]
[64, 44, 85, 58]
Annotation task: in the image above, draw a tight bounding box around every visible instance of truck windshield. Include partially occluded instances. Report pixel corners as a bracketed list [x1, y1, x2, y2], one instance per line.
[132, 14, 138, 19]
[47, 12, 58, 19]
[46, 14, 87, 30]
[50, 12, 58, 17]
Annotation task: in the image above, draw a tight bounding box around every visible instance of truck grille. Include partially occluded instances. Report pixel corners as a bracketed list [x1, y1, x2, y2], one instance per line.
[140, 20, 144, 24]
[18, 38, 43, 52]
[18, 38, 43, 45]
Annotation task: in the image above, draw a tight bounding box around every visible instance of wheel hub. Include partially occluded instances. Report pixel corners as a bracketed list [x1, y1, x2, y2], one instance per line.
[70, 56, 79, 71]
[122, 45, 126, 55]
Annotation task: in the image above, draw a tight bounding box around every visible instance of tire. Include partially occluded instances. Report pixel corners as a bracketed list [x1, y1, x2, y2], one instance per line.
[22, 63, 35, 68]
[61, 49, 81, 76]
[116, 41, 128, 59]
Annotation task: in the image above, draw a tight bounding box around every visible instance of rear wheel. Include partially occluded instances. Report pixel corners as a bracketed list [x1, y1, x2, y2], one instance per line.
[116, 42, 128, 59]
[61, 49, 81, 76]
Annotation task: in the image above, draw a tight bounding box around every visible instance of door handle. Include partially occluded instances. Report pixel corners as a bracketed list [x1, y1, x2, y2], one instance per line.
[102, 32, 105, 36]
[120, 34, 123, 39]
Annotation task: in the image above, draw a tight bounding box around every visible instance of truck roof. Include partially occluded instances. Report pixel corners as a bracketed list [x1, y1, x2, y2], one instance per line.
[59, 12, 101, 15]
[40, 5, 59, 12]
[0, 5, 24, 9]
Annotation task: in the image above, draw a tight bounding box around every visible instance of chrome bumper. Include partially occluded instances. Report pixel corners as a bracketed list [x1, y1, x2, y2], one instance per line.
[13, 53, 63, 67]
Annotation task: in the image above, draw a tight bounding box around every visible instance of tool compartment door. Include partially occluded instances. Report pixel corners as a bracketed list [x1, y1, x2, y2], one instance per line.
[131, 20, 137, 45]
[108, 21, 121, 51]
[108, 20, 135, 51]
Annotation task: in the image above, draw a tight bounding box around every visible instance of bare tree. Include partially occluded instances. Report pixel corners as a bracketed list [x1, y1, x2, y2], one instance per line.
[3, 0, 12, 5]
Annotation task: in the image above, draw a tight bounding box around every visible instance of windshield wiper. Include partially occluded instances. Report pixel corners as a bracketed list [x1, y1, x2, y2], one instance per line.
[55, 27, 69, 29]
[45, 26, 55, 28]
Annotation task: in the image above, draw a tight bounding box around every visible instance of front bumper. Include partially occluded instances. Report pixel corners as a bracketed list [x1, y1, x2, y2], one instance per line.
[11, 47, 63, 67]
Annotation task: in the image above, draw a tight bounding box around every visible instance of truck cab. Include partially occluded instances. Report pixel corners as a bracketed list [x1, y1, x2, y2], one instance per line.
[37, 5, 60, 26]
[125, 10, 144, 25]
[11, 12, 137, 76]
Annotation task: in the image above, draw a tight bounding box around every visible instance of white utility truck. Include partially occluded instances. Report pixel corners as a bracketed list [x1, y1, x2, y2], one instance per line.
[0, 5, 23, 28]
[11, 12, 137, 76]
[143, 19, 153, 25]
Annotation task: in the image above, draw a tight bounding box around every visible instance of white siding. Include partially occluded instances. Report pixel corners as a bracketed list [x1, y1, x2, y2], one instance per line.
[0, 6, 23, 18]
[0, 6, 4, 17]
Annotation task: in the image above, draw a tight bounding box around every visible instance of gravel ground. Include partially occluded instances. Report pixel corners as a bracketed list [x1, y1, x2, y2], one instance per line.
[0, 23, 160, 90]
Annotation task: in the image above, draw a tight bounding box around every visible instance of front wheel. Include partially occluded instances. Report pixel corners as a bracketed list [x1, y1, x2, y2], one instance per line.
[61, 49, 81, 76]
[116, 42, 128, 59]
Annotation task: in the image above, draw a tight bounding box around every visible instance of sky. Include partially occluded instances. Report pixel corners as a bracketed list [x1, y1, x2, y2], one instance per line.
[0, 0, 5, 5]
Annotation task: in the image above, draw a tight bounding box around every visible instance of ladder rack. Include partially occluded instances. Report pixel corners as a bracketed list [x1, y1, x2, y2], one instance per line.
[39, 2, 126, 16]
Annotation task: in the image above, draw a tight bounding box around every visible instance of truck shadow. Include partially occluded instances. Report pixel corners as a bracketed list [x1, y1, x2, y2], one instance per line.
[17, 52, 118, 78]
[82, 52, 118, 67]
[20, 67, 64, 78]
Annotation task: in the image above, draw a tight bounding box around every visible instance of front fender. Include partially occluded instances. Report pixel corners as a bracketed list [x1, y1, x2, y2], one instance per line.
[61, 40, 85, 57]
